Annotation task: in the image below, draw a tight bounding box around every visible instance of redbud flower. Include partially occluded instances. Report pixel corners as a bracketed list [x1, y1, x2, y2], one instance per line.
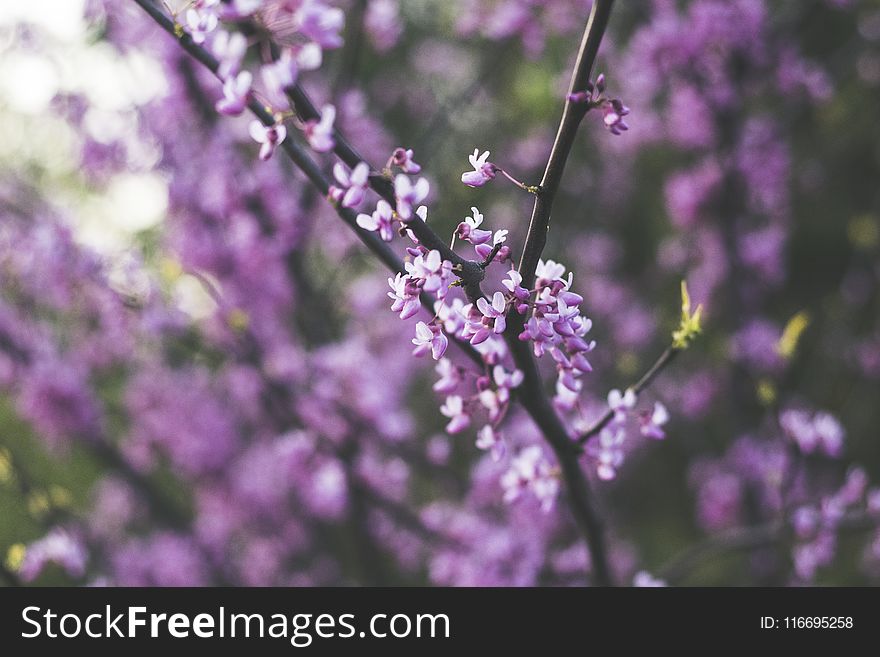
[476, 425, 505, 462]
[474, 229, 510, 261]
[262, 50, 299, 100]
[304, 104, 336, 152]
[640, 401, 669, 439]
[185, 7, 219, 44]
[501, 446, 559, 512]
[248, 120, 287, 160]
[333, 161, 370, 208]
[406, 249, 451, 299]
[18, 528, 87, 582]
[476, 291, 508, 336]
[387, 272, 421, 320]
[608, 388, 637, 422]
[455, 207, 492, 245]
[220, 0, 263, 19]
[435, 298, 466, 335]
[502, 270, 530, 313]
[433, 358, 461, 394]
[592, 426, 625, 480]
[633, 571, 666, 587]
[391, 147, 421, 173]
[412, 321, 448, 360]
[461, 149, 499, 187]
[602, 98, 631, 135]
[212, 30, 248, 79]
[393, 174, 429, 221]
[296, 0, 345, 50]
[215, 71, 252, 116]
[356, 199, 395, 242]
[440, 395, 470, 434]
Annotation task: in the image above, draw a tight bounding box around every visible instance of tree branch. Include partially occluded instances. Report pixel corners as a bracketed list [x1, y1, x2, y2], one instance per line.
[517, 0, 614, 289]
[131, 0, 484, 366]
[496, 0, 618, 585]
[134, 0, 617, 584]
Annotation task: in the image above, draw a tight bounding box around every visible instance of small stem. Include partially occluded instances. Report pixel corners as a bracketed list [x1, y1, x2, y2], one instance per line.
[577, 345, 680, 444]
[500, 170, 540, 195]
[480, 243, 503, 268]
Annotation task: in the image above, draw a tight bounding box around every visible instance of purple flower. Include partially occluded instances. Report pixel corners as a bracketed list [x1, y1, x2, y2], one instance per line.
[601, 98, 631, 135]
[391, 147, 421, 173]
[633, 571, 666, 587]
[476, 424, 505, 462]
[471, 291, 508, 343]
[211, 30, 248, 79]
[461, 149, 499, 187]
[412, 321, 448, 360]
[248, 120, 287, 160]
[455, 207, 492, 245]
[474, 229, 510, 262]
[591, 426, 625, 481]
[304, 104, 336, 152]
[493, 364, 524, 392]
[780, 408, 845, 457]
[501, 446, 559, 512]
[261, 50, 299, 101]
[219, 0, 263, 19]
[296, 0, 345, 50]
[357, 200, 395, 242]
[433, 358, 461, 394]
[608, 388, 637, 422]
[406, 249, 452, 299]
[215, 71, 252, 116]
[333, 161, 370, 208]
[502, 270, 530, 313]
[185, 7, 219, 45]
[435, 297, 467, 336]
[640, 401, 670, 439]
[387, 272, 421, 320]
[393, 174, 429, 221]
[19, 528, 87, 582]
[440, 395, 470, 434]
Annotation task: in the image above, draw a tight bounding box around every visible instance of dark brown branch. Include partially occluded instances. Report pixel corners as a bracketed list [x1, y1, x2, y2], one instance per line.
[517, 0, 614, 288]
[500, 0, 617, 586]
[131, 0, 483, 366]
[577, 345, 680, 444]
[135, 0, 617, 584]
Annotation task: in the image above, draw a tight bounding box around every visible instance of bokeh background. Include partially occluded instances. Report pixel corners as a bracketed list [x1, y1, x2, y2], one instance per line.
[1, 0, 879, 586]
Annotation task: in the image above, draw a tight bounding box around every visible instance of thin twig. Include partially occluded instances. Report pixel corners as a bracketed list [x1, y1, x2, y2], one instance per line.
[577, 345, 680, 444]
[503, 0, 618, 586]
[517, 0, 615, 289]
[131, 0, 484, 366]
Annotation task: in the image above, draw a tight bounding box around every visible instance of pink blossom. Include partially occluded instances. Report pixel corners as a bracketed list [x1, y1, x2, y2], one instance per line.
[393, 174, 429, 221]
[215, 71, 252, 116]
[440, 395, 470, 434]
[248, 120, 287, 160]
[304, 104, 336, 152]
[461, 149, 499, 187]
[412, 321, 448, 360]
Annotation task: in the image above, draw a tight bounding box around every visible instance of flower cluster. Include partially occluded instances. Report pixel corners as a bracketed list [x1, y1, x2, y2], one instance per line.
[584, 389, 669, 481]
[510, 259, 596, 410]
[779, 408, 845, 457]
[790, 468, 880, 581]
[568, 73, 631, 135]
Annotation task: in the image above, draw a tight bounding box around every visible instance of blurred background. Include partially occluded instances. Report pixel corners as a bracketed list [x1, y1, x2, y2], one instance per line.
[1, 0, 879, 586]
